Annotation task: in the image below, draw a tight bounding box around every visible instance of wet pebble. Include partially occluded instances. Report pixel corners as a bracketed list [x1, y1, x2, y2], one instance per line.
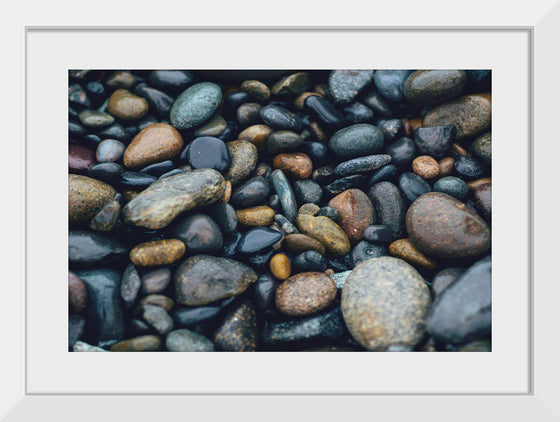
[171, 214, 223, 253]
[107, 89, 148, 120]
[350, 240, 387, 267]
[166, 329, 214, 352]
[79, 110, 114, 128]
[275, 272, 337, 316]
[292, 250, 328, 273]
[328, 70, 373, 104]
[367, 181, 406, 238]
[170, 82, 222, 129]
[213, 300, 257, 352]
[123, 123, 183, 169]
[433, 176, 468, 200]
[184, 136, 231, 173]
[329, 124, 384, 159]
[399, 172, 431, 203]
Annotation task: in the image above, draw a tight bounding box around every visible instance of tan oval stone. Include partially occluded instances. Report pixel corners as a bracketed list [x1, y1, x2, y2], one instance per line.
[284, 233, 326, 255]
[328, 189, 374, 243]
[296, 214, 351, 257]
[236, 206, 275, 227]
[273, 152, 313, 179]
[110, 335, 161, 352]
[130, 239, 186, 266]
[270, 253, 291, 280]
[240, 80, 271, 103]
[438, 157, 454, 177]
[389, 238, 438, 270]
[68, 174, 116, 227]
[275, 272, 337, 316]
[225, 140, 258, 185]
[238, 124, 273, 149]
[123, 123, 184, 169]
[107, 88, 148, 120]
[412, 155, 440, 180]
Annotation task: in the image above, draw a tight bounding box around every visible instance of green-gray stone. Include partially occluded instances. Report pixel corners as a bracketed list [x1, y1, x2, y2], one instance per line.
[170, 82, 222, 129]
[433, 176, 468, 200]
[403, 70, 467, 106]
[166, 329, 215, 352]
[471, 132, 492, 164]
[78, 110, 115, 128]
[328, 124, 384, 159]
[330, 271, 352, 290]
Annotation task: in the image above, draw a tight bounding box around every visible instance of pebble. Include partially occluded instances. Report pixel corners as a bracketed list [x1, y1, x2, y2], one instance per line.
[110, 335, 161, 352]
[241, 80, 271, 103]
[69, 315, 85, 348]
[123, 123, 184, 169]
[254, 274, 278, 311]
[328, 70, 373, 104]
[296, 214, 351, 257]
[453, 156, 484, 179]
[236, 102, 262, 127]
[267, 130, 304, 154]
[304, 95, 347, 128]
[275, 272, 337, 316]
[350, 241, 387, 267]
[438, 157, 455, 177]
[362, 225, 393, 243]
[412, 155, 440, 179]
[78, 110, 115, 128]
[141, 268, 171, 295]
[170, 82, 222, 129]
[414, 125, 455, 158]
[69, 83, 90, 108]
[373, 70, 413, 102]
[172, 301, 227, 328]
[133, 84, 174, 117]
[69, 143, 96, 174]
[389, 238, 437, 270]
[270, 253, 291, 280]
[105, 71, 136, 89]
[69, 231, 128, 267]
[471, 132, 492, 164]
[271, 72, 312, 95]
[377, 119, 402, 141]
[329, 271, 352, 290]
[236, 206, 275, 227]
[293, 179, 323, 204]
[89, 199, 120, 232]
[328, 124, 384, 159]
[119, 171, 157, 190]
[273, 152, 313, 179]
[107, 89, 149, 120]
[120, 263, 142, 309]
[433, 176, 468, 200]
[427, 256, 491, 344]
[166, 329, 214, 352]
[141, 304, 174, 334]
[362, 89, 392, 117]
[284, 233, 326, 255]
[399, 172, 431, 203]
[122, 169, 225, 230]
[474, 183, 492, 221]
[316, 206, 339, 222]
[323, 175, 366, 196]
[403, 70, 466, 105]
[367, 181, 406, 238]
[384, 137, 416, 168]
[149, 70, 195, 93]
[175, 255, 257, 306]
[368, 164, 398, 185]
[238, 124, 273, 150]
[341, 256, 431, 351]
[431, 267, 465, 297]
[292, 250, 328, 273]
[69, 271, 87, 313]
[260, 104, 303, 131]
[467, 177, 492, 191]
[270, 169, 298, 222]
[298, 203, 320, 216]
[238, 227, 282, 254]
[213, 300, 257, 351]
[225, 140, 258, 184]
[230, 176, 270, 208]
[171, 214, 223, 253]
[333, 154, 392, 177]
[96, 139, 125, 163]
[343, 101, 374, 124]
[98, 123, 131, 143]
[328, 189, 374, 243]
[192, 114, 227, 138]
[184, 136, 231, 173]
[69, 174, 116, 227]
[129, 239, 185, 266]
[423, 94, 491, 139]
[406, 192, 491, 259]
[140, 160, 175, 178]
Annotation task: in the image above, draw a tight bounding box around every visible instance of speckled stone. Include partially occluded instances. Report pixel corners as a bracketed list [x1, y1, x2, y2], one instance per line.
[298, 203, 320, 216]
[367, 181, 406, 238]
[120, 263, 141, 309]
[73, 341, 108, 352]
[122, 169, 225, 230]
[79, 110, 115, 128]
[293, 179, 323, 205]
[406, 192, 491, 259]
[69, 271, 87, 313]
[270, 169, 298, 222]
[284, 233, 326, 255]
[373, 70, 413, 103]
[213, 300, 258, 352]
[89, 199, 121, 232]
[328, 124, 384, 159]
[453, 156, 484, 179]
[260, 104, 304, 131]
[471, 132, 492, 164]
[130, 239, 185, 266]
[141, 268, 171, 295]
[224, 140, 258, 185]
[271, 72, 312, 95]
[241, 80, 271, 103]
[296, 214, 351, 257]
[110, 335, 161, 352]
[403, 70, 466, 105]
[69, 174, 116, 227]
[433, 176, 468, 200]
[412, 155, 440, 179]
[170, 82, 222, 129]
[266, 130, 304, 154]
[273, 152, 313, 179]
[328, 70, 373, 104]
[333, 154, 392, 177]
[236, 206, 276, 227]
[107, 89, 149, 120]
[341, 256, 431, 351]
[275, 272, 336, 317]
[329, 271, 352, 290]
[389, 238, 437, 270]
[238, 124, 273, 150]
[270, 253, 291, 280]
[166, 329, 215, 352]
[123, 123, 184, 169]
[105, 71, 136, 89]
[175, 255, 257, 306]
[328, 189, 374, 243]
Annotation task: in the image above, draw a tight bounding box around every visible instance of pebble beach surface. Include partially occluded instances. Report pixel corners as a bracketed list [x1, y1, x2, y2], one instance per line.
[69, 69, 492, 352]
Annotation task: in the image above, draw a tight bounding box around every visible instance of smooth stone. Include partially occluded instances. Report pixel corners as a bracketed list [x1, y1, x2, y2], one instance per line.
[241, 79, 271, 103]
[171, 214, 223, 253]
[330, 271, 352, 290]
[323, 175, 366, 196]
[292, 250, 328, 273]
[78, 110, 115, 128]
[247, 249, 275, 270]
[328, 124, 384, 159]
[160, 168, 183, 179]
[149, 70, 195, 93]
[270, 169, 298, 222]
[69, 143, 96, 174]
[130, 239, 185, 266]
[140, 160, 175, 177]
[141, 268, 171, 295]
[293, 179, 323, 205]
[222, 91, 251, 117]
[296, 214, 351, 257]
[89, 199, 121, 232]
[301, 140, 328, 166]
[110, 335, 161, 352]
[474, 183, 492, 221]
[433, 176, 468, 200]
[105, 71, 136, 89]
[205, 202, 238, 234]
[438, 157, 455, 177]
[373, 70, 413, 102]
[333, 154, 392, 177]
[73, 341, 107, 352]
[69, 231, 128, 267]
[237, 102, 263, 126]
[471, 132, 492, 164]
[362, 89, 393, 117]
[237, 227, 282, 254]
[96, 139, 125, 163]
[328, 69, 373, 104]
[170, 82, 222, 129]
[367, 182, 406, 238]
[133, 84, 174, 117]
[142, 304, 174, 334]
[166, 329, 215, 352]
[222, 232, 243, 257]
[389, 238, 437, 270]
[273, 152, 313, 179]
[341, 256, 431, 351]
[284, 233, 326, 255]
[343, 101, 374, 124]
[225, 140, 258, 185]
[213, 300, 258, 352]
[427, 256, 491, 344]
[75, 269, 125, 344]
[368, 164, 398, 185]
[123, 123, 184, 169]
[271, 72, 312, 95]
[260, 104, 304, 131]
[316, 206, 339, 222]
[467, 177, 492, 192]
[350, 241, 387, 267]
[412, 155, 440, 179]
[69, 271, 87, 313]
[84, 81, 106, 107]
[275, 214, 299, 234]
[254, 274, 278, 311]
[184, 136, 231, 173]
[98, 123, 131, 143]
[69, 121, 86, 139]
[69, 174, 116, 227]
[238, 124, 273, 150]
[403, 70, 467, 105]
[119, 171, 157, 190]
[267, 130, 304, 154]
[304, 95, 347, 128]
[69, 315, 85, 348]
[423, 95, 491, 139]
[298, 203, 320, 216]
[193, 114, 227, 137]
[328, 258, 350, 273]
[363, 225, 393, 244]
[122, 169, 225, 230]
[328, 189, 375, 243]
[431, 267, 465, 297]
[399, 172, 431, 203]
[120, 263, 142, 309]
[69, 83, 90, 108]
[406, 192, 491, 259]
[262, 308, 345, 346]
[414, 125, 456, 158]
[230, 176, 270, 208]
[453, 156, 485, 179]
[275, 272, 337, 317]
[172, 303, 224, 328]
[270, 253, 291, 280]
[236, 206, 275, 227]
[175, 255, 257, 306]
[107, 89, 148, 120]
[377, 119, 402, 141]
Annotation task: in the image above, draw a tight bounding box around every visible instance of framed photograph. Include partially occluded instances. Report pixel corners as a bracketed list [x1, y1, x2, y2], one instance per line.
[3, 0, 558, 419]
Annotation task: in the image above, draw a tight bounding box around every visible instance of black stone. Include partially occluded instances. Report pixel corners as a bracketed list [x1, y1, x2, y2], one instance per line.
[247, 248, 275, 270]
[254, 274, 279, 312]
[137, 115, 159, 132]
[222, 232, 243, 258]
[159, 169, 183, 179]
[237, 227, 282, 254]
[368, 164, 399, 186]
[414, 125, 455, 158]
[377, 119, 402, 141]
[98, 123, 131, 143]
[69, 121, 86, 139]
[292, 250, 328, 273]
[236, 102, 262, 127]
[260, 104, 304, 131]
[120, 171, 157, 190]
[362, 225, 393, 244]
[350, 241, 388, 267]
[81, 134, 102, 148]
[362, 89, 393, 117]
[373, 70, 413, 103]
[300, 141, 328, 166]
[399, 172, 431, 203]
[312, 166, 336, 185]
[293, 179, 323, 205]
[333, 154, 392, 177]
[69, 83, 90, 109]
[316, 206, 339, 222]
[69, 231, 128, 268]
[453, 156, 485, 179]
[230, 176, 270, 208]
[367, 181, 406, 238]
[205, 202, 238, 234]
[85, 81, 107, 107]
[140, 160, 175, 177]
[149, 70, 196, 94]
[266, 130, 304, 154]
[304, 95, 347, 128]
[222, 91, 251, 117]
[343, 102, 374, 124]
[323, 175, 366, 196]
[170, 214, 223, 253]
[184, 136, 231, 173]
[329, 259, 350, 273]
[134, 84, 174, 117]
[384, 137, 416, 168]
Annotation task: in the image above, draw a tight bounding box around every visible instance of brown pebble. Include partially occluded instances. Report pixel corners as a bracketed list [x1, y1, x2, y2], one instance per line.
[298, 203, 320, 216]
[122, 190, 140, 203]
[412, 155, 440, 179]
[140, 294, 174, 311]
[388, 238, 438, 270]
[110, 335, 161, 352]
[309, 121, 328, 142]
[294, 92, 322, 110]
[402, 119, 413, 137]
[467, 177, 492, 191]
[123, 123, 184, 169]
[273, 152, 313, 179]
[270, 253, 291, 280]
[240, 80, 271, 103]
[296, 214, 351, 257]
[238, 124, 273, 150]
[69, 143, 96, 174]
[450, 143, 471, 158]
[68, 174, 116, 227]
[438, 157, 455, 177]
[130, 239, 186, 266]
[328, 189, 374, 243]
[275, 272, 337, 316]
[409, 118, 423, 132]
[284, 233, 326, 255]
[105, 71, 136, 89]
[236, 206, 276, 227]
[141, 267, 171, 294]
[107, 88, 148, 120]
[69, 271, 87, 313]
[222, 181, 232, 202]
[212, 300, 258, 352]
[325, 269, 335, 275]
